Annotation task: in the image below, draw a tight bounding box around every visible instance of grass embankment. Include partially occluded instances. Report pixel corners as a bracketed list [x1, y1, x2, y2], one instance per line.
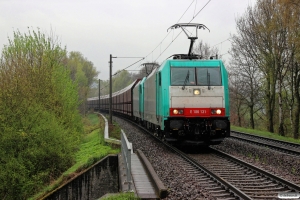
[101, 192, 139, 200]
[32, 113, 122, 199]
[63, 113, 120, 174]
[231, 125, 300, 144]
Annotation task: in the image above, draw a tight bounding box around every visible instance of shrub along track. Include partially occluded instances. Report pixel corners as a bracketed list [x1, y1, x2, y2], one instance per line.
[114, 116, 300, 199]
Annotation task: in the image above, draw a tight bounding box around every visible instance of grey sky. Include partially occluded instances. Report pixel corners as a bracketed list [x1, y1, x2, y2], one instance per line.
[0, 0, 255, 80]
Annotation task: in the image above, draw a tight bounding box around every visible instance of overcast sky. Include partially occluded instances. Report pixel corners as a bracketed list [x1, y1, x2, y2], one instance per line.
[0, 0, 256, 80]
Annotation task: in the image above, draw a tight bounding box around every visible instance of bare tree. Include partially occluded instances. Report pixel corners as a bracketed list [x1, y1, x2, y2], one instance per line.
[228, 70, 249, 127]
[193, 40, 219, 59]
[279, 0, 300, 138]
[229, 43, 263, 129]
[230, 0, 293, 134]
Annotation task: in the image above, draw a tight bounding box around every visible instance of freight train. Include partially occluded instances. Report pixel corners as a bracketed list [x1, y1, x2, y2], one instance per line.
[88, 23, 230, 146]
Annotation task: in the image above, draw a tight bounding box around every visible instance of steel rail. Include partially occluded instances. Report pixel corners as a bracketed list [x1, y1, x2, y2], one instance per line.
[122, 117, 252, 200]
[110, 114, 300, 199]
[231, 131, 300, 156]
[210, 147, 300, 193]
[232, 131, 300, 147]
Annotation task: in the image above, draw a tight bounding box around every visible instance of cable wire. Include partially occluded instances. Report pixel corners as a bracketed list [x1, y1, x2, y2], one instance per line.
[144, 0, 199, 61]
[113, 57, 145, 76]
[177, 0, 196, 23]
[153, 0, 212, 62]
[114, 0, 212, 75]
[212, 37, 231, 47]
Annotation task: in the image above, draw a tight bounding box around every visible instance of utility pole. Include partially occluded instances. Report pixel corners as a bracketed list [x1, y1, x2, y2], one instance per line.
[109, 54, 113, 125]
[98, 79, 100, 113]
[108, 55, 144, 125]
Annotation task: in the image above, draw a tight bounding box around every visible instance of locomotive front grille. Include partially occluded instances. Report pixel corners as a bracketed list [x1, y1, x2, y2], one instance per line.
[171, 96, 223, 108]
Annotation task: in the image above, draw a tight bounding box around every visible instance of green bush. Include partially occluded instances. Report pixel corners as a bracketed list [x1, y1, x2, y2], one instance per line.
[0, 29, 82, 199]
[32, 115, 120, 199]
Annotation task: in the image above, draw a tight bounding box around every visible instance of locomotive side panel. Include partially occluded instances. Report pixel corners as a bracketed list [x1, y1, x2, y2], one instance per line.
[125, 88, 131, 116]
[139, 77, 146, 121]
[133, 80, 140, 119]
[144, 69, 159, 126]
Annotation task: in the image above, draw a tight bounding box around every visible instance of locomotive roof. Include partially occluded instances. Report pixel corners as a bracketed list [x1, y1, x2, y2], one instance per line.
[157, 58, 226, 70]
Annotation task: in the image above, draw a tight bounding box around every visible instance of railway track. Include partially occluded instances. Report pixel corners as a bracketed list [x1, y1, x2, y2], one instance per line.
[119, 116, 246, 199]
[117, 116, 300, 199]
[134, 125, 250, 199]
[191, 147, 300, 199]
[231, 131, 300, 156]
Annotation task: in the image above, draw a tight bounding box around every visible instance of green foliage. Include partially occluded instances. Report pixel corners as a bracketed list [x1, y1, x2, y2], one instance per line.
[112, 70, 133, 92]
[229, 0, 300, 138]
[82, 113, 100, 134]
[32, 114, 120, 199]
[65, 51, 99, 115]
[109, 121, 122, 140]
[101, 192, 139, 200]
[64, 128, 119, 174]
[89, 70, 137, 97]
[0, 28, 83, 199]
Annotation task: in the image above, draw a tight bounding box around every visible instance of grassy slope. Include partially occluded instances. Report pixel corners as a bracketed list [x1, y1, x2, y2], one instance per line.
[231, 125, 300, 144]
[32, 113, 120, 199]
[100, 192, 139, 200]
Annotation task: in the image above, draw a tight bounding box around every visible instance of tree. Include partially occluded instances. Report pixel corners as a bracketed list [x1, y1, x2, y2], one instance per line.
[112, 70, 133, 92]
[65, 51, 99, 115]
[0, 29, 82, 199]
[228, 55, 263, 129]
[229, 0, 300, 138]
[193, 40, 219, 59]
[228, 70, 249, 127]
[278, 0, 300, 138]
[230, 0, 291, 134]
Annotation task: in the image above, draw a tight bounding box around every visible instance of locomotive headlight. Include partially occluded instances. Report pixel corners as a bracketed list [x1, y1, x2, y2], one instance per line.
[193, 89, 200, 95]
[211, 109, 222, 115]
[173, 109, 184, 115]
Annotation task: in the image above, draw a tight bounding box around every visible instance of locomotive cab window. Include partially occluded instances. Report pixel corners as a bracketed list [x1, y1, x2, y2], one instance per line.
[196, 67, 221, 86]
[171, 67, 196, 86]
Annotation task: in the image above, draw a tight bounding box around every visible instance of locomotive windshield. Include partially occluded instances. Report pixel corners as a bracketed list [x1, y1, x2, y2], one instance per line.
[171, 67, 221, 86]
[171, 67, 196, 86]
[196, 67, 221, 86]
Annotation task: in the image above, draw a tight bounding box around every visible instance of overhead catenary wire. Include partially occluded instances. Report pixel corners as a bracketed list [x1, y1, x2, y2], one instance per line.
[143, 0, 199, 61]
[153, 0, 212, 63]
[177, 0, 197, 23]
[212, 37, 231, 47]
[109, 0, 199, 76]
[101, 0, 213, 91]
[193, 0, 198, 18]
[114, 0, 212, 74]
[99, 57, 144, 91]
[157, 0, 232, 63]
[191, 0, 211, 21]
[211, 37, 232, 59]
[112, 57, 145, 76]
